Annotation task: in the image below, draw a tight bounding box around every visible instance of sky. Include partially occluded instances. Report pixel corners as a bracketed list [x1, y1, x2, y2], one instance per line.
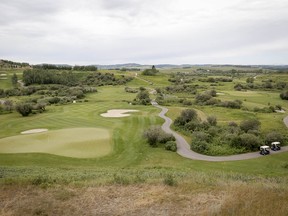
[0, 0, 288, 65]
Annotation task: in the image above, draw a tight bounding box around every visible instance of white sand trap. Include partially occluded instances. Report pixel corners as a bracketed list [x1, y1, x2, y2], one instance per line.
[216, 92, 225, 95]
[21, 129, 48, 134]
[101, 109, 139, 118]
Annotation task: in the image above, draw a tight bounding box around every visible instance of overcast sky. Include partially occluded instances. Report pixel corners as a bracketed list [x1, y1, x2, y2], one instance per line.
[0, 0, 287, 65]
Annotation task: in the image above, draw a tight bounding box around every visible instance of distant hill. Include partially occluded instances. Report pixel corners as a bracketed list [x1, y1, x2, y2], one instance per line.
[1, 59, 288, 70]
[0, 59, 31, 69]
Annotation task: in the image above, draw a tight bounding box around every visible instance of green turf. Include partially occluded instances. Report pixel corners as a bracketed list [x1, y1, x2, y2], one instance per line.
[0, 128, 111, 158]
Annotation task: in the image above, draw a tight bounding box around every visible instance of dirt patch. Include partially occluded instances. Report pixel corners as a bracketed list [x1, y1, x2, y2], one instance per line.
[101, 109, 139, 118]
[21, 129, 48, 134]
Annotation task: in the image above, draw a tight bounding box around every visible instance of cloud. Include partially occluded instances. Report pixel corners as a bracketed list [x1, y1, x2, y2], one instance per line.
[0, 0, 287, 64]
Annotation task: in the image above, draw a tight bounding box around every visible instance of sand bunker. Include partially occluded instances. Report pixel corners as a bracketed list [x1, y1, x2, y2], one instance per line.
[101, 109, 139, 118]
[21, 129, 48, 134]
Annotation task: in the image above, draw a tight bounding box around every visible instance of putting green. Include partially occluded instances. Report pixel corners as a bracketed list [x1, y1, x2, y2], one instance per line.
[0, 128, 112, 158]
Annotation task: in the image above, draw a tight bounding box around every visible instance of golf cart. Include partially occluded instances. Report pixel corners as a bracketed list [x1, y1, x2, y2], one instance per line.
[259, 146, 270, 155]
[271, 142, 281, 151]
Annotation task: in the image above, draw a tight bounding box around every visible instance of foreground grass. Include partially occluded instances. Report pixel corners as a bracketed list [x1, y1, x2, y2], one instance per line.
[1, 174, 288, 216]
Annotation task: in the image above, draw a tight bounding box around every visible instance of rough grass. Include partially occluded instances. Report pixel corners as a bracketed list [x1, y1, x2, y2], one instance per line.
[1, 178, 288, 216]
[0, 128, 112, 158]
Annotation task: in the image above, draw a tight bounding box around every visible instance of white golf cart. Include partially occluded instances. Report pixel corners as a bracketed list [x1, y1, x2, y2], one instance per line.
[259, 145, 270, 155]
[271, 142, 281, 151]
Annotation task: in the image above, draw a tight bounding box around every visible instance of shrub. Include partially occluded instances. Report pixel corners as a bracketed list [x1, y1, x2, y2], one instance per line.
[193, 131, 211, 143]
[182, 99, 192, 106]
[48, 97, 61, 104]
[164, 141, 177, 152]
[174, 109, 198, 127]
[143, 126, 162, 147]
[265, 131, 284, 145]
[195, 92, 212, 104]
[240, 119, 261, 133]
[191, 140, 209, 153]
[207, 115, 217, 126]
[231, 133, 261, 151]
[280, 90, 288, 100]
[158, 133, 175, 144]
[16, 103, 33, 116]
[184, 120, 198, 131]
[135, 89, 151, 105]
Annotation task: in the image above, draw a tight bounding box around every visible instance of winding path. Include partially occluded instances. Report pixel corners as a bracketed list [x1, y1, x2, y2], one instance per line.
[154, 104, 288, 161]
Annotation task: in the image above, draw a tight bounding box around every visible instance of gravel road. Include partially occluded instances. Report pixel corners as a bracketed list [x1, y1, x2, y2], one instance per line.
[154, 104, 288, 161]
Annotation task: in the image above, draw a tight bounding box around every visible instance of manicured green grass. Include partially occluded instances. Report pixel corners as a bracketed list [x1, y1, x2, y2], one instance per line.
[0, 71, 12, 89]
[0, 128, 111, 158]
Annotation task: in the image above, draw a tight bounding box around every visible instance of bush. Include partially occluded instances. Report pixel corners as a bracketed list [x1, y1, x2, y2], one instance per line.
[207, 116, 217, 126]
[143, 126, 162, 147]
[16, 103, 33, 116]
[265, 131, 284, 145]
[193, 131, 211, 143]
[158, 133, 175, 144]
[191, 140, 209, 153]
[48, 97, 61, 104]
[231, 133, 261, 151]
[240, 119, 261, 133]
[164, 141, 177, 152]
[174, 109, 198, 127]
[280, 90, 288, 100]
[195, 92, 212, 104]
[135, 89, 151, 105]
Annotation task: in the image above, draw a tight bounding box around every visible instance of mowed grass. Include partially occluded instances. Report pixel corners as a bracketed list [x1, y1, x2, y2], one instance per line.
[0, 128, 111, 158]
[0, 85, 162, 165]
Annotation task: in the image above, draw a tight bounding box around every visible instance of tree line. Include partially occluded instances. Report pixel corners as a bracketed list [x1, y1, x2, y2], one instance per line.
[33, 64, 97, 71]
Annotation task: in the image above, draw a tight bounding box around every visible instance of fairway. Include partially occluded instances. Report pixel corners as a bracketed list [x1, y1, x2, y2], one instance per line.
[0, 128, 112, 158]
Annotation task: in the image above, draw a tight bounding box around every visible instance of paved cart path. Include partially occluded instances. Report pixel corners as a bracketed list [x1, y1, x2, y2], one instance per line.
[154, 104, 288, 161]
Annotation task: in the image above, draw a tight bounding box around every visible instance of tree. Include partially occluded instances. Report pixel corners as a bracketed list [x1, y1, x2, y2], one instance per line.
[11, 73, 18, 86]
[16, 103, 32, 116]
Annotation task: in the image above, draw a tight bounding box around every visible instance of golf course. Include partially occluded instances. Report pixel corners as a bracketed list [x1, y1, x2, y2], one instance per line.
[1, 63, 288, 215]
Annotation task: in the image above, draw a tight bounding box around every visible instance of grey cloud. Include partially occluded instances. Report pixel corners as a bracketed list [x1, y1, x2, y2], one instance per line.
[0, 0, 61, 26]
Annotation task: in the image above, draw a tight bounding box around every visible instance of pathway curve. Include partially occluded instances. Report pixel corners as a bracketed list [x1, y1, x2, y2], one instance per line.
[154, 104, 288, 161]
[283, 116, 288, 128]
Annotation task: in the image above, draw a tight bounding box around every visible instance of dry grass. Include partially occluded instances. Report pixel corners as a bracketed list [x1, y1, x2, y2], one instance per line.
[1, 182, 288, 216]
